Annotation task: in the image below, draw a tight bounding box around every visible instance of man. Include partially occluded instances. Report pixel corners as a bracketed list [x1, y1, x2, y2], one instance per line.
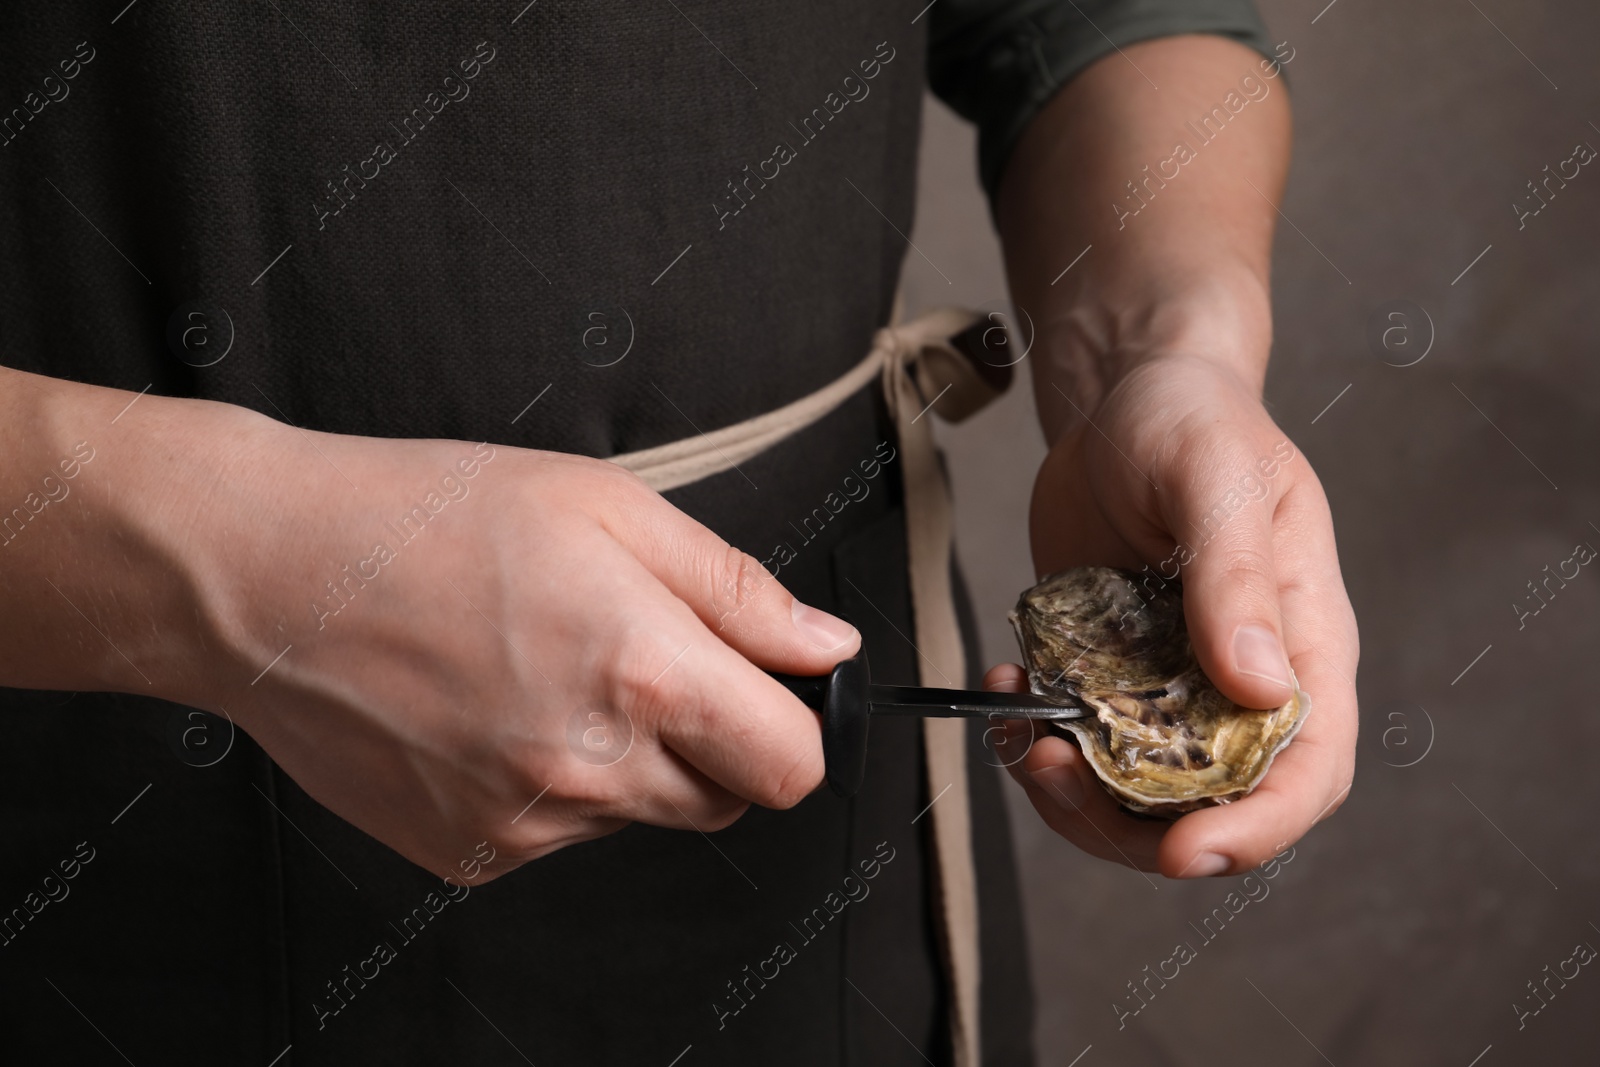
[0, 1, 1356, 1063]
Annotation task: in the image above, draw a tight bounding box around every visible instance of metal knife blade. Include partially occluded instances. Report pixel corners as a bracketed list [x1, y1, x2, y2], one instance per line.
[865, 684, 1090, 721]
[768, 653, 1090, 797]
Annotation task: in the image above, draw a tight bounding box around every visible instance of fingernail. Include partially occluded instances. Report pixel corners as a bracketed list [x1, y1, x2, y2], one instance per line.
[1233, 624, 1292, 690]
[792, 601, 857, 651]
[1030, 765, 1086, 809]
[1178, 851, 1231, 879]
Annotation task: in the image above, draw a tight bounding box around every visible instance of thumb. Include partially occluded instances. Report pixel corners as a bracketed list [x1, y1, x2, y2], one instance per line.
[603, 483, 861, 674]
[1163, 467, 1293, 711]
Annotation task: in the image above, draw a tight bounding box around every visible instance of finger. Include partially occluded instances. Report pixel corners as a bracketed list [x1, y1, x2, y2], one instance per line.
[441, 820, 629, 883]
[1157, 688, 1349, 877]
[1158, 476, 1359, 876]
[648, 643, 827, 811]
[600, 476, 860, 675]
[1029, 433, 1144, 576]
[487, 746, 753, 876]
[1161, 438, 1296, 711]
[573, 739, 754, 833]
[1014, 734, 1167, 870]
[982, 662, 1027, 690]
[586, 539, 827, 810]
[978, 664, 1037, 771]
[983, 663, 1167, 869]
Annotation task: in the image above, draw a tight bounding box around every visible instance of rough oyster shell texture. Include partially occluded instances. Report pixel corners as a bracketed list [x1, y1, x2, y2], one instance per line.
[1009, 566, 1309, 817]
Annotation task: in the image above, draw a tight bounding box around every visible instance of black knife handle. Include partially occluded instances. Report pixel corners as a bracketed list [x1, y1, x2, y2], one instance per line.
[769, 650, 871, 799]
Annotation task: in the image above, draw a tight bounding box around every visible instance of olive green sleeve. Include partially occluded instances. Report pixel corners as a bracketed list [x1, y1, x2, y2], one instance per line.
[926, 0, 1281, 202]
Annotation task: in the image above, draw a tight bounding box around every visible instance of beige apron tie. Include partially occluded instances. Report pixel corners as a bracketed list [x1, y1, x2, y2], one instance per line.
[613, 303, 1000, 1067]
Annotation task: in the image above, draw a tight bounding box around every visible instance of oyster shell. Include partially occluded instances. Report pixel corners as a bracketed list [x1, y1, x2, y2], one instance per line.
[1009, 566, 1309, 817]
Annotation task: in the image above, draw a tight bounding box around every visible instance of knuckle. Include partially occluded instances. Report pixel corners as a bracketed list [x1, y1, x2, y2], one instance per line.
[1208, 545, 1276, 594]
[461, 864, 511, 887]
[462, 841, 522, 884]
[567, 450, 646, 488]
[599, 461, 653, 498]
[565, 457, 658, 520]
[757, 742, 823, 810]
[611, 654, 686, 734]
[708, 543, 774, 631]
[490, 812, 607, 868]
[544, 760, 621, 813]
[1210, 534, 1272, 572]
[538, 448, 619, 486]
[607, 618, 687, 712]
[698, 798, 752, 832]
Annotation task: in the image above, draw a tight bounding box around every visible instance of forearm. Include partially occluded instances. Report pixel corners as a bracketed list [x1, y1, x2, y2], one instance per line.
[996, 34, 1291, 444]
[0, 366, 278, 701]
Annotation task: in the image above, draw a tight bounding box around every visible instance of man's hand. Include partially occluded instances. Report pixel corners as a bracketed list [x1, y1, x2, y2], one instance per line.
[0, 367, 858, 883]
[989, 35, 1358, 877]
[986, 352, 1357, 878]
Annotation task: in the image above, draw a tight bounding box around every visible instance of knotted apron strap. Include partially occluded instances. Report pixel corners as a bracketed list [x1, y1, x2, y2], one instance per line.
[612, 305, 998, 1067]
[610, 347, 884, 493]
[876, 307, 986, 1067]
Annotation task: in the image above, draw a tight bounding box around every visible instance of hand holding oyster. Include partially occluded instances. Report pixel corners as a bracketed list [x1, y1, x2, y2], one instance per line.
[1010, 566, 1309, 817]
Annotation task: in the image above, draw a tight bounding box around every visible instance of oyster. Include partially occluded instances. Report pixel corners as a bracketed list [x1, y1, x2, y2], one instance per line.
[1009, 566, 1308, 817]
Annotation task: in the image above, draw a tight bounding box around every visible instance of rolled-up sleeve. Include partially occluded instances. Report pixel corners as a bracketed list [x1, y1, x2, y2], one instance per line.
[927, 0, 1278, 202]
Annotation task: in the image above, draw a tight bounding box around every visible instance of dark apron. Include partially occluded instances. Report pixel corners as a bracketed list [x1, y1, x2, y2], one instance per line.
[0, 2, 1032, 1062]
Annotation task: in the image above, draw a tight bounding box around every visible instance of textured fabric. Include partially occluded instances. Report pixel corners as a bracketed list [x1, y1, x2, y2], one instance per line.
[0, 2, 1033, 1064]
[615, 303, 1002, 1067]
[0, 3, 919, 451]
[928, 0, 1278, 199]
[0, 1, 1277, 1061]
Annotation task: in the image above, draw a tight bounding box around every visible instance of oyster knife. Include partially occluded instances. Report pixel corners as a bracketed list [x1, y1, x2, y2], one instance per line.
[770, 651, 1089, 798]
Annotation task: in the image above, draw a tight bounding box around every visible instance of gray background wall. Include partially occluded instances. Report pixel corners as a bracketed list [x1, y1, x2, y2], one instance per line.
[901, 0, 1600, 1062]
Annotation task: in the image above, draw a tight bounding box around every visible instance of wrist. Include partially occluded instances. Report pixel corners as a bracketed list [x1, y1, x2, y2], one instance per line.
[20, 372, 288, 705]
[1028, 260, 1273, 442]
[115, 398, 295, 710]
